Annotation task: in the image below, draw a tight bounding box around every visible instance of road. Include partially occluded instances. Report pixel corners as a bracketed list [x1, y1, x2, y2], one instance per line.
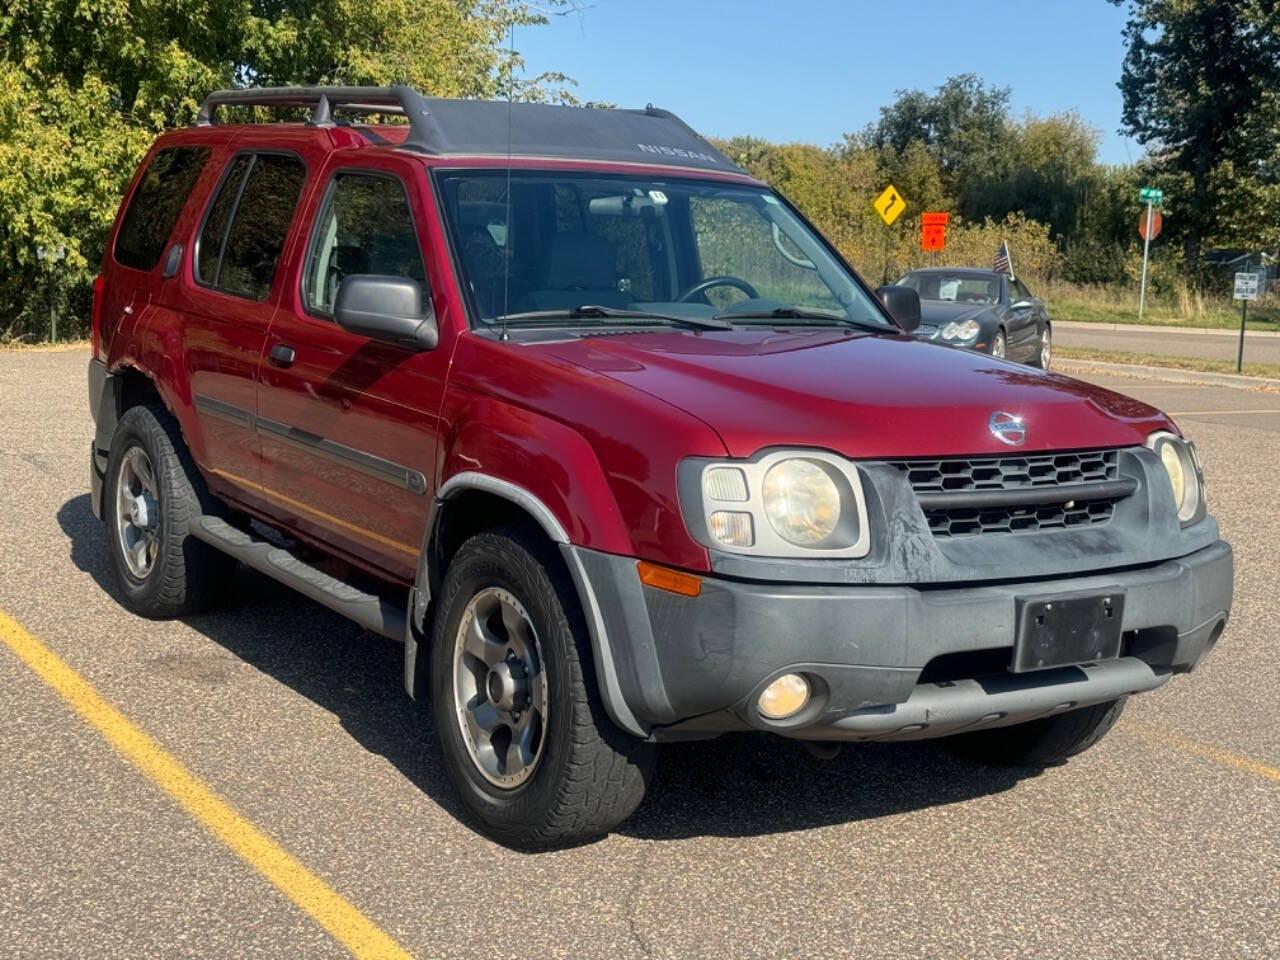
[1056, 321, 1280, 366]
[2, 347, 1278, 959]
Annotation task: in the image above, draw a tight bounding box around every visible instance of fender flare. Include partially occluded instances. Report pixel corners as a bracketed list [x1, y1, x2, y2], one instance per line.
[402, 471, 649, 738]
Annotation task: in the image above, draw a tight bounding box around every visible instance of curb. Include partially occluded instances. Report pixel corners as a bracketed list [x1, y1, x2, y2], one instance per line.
[1054, 357, 1280, 390]
[1055, 320, 1280, 340]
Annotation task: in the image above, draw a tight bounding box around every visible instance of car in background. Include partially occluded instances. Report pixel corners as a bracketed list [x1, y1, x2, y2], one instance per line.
[894, 267, 1051, 367]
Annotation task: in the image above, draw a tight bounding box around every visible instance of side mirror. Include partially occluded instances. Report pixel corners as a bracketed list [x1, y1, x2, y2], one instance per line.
[335, 275, 437, 350]
[875, 285, 922, 332]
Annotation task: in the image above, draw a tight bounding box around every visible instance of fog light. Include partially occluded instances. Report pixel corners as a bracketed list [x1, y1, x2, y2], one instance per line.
[758, 673, 810, 720]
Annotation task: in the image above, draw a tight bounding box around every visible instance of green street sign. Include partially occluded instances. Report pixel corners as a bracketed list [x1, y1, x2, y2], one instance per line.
[1139, 187, 1164, 203]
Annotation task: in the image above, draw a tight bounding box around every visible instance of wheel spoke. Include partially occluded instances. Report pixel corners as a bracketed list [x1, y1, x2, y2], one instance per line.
[130, 539, 148, 572]
[463, 612, 504, 667]
[467, 700, 502, 735]
[506, 722, 538, 777]
[137, 457, 157, 497]
[499, 598, 528, 649]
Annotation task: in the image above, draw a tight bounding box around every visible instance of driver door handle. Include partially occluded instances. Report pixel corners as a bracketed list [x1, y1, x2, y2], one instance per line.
[268, 344, 296, 368]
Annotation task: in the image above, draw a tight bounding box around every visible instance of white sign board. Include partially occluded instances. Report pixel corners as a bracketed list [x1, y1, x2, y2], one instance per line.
[1234, 272, 1260, 301]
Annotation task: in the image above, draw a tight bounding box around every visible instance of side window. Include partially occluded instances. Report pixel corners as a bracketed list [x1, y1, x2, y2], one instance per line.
[114, 146, 211, 271]
[1013, 278, 1034, 302]
[196, 153, 307, 301]
[303, 172, 427, 316]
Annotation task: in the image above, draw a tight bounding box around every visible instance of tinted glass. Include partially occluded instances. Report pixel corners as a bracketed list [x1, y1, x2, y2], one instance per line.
[899, 272, 1000, 304]
[1013, 278, 1033, 302]
[113, 147, 210, 271]
[196, 155, 251, 285]
[216, 154, 307, 301]
[304, 173, 427, 315]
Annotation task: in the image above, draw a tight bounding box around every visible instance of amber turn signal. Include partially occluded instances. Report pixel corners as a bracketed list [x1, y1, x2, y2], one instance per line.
[636, 561, 702, 597]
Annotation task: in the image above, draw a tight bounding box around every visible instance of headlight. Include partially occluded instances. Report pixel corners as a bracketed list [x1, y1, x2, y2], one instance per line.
[682, 451, 871, 558]
[941, 318, 980, 340]
[762, 458, 840, 546]
[1146, 431, 1203, 525]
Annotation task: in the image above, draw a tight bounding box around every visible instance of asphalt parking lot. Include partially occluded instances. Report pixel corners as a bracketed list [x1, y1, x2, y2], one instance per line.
[1, 347, 1278, 959]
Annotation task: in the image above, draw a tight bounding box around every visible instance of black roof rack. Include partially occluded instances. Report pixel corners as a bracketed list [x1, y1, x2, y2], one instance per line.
[193, 85, 744, 174]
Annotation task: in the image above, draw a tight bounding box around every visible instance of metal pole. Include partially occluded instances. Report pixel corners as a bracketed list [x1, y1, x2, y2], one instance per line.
[49, 280, 56, 343]
[1138, 200, 1153, 321]
[1237, 298, 1247, 373]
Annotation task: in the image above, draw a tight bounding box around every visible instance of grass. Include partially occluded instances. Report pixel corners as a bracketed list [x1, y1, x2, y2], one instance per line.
[1042, 281, 1280, 332]
[1057, 345, 1280, 381]
[0, 338, 89, 352]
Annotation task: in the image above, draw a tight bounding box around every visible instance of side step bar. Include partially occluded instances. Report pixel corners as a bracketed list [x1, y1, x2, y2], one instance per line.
[190, 516, 406, 640]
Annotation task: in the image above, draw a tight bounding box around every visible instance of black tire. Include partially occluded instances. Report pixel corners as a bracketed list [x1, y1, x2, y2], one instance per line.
[1032, 324, 1052, 369]
[103, 404, 236, 617]
[430, 525, 655, 848]
[946, 697, 1126, 767]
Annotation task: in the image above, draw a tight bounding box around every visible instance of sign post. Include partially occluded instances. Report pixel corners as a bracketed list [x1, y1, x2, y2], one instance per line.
[1233, 271, 1260, 372]
[874, 185, 906, 282]
[36, 243, 66, 343]
[1137, 187, 1163, 321]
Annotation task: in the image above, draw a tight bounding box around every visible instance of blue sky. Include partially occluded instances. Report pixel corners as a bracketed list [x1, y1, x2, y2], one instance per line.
[516, 0, 1143, 166]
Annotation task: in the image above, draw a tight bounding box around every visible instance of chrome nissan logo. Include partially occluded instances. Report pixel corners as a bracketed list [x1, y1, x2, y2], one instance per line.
[989, 411, 1026, 446]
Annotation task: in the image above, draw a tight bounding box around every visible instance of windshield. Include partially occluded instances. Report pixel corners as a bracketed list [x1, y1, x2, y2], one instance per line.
[897, 272, 1001, 304]
[435, 170, 890, 329]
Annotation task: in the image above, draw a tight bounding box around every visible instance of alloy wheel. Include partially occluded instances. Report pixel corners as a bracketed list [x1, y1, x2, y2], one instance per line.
[116, 446, 159, 580]
[452, 587, 548, 789]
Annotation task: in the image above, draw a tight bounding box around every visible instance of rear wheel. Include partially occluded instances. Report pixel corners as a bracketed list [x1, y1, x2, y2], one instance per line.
[430, 526, 654, 848]
[1032, 324, 1052, 369]
[104, 404, 236, 617]
[945, 697, 1126, 766]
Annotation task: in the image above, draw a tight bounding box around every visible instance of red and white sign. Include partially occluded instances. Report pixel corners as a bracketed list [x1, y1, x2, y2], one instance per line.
[921, 211, 949, 252]
[1138, 210, 1163, 240]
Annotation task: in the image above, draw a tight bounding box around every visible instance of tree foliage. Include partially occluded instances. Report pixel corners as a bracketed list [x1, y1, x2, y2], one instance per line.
[1111, 0, 1280, 273]
[0, 0, 573, 341]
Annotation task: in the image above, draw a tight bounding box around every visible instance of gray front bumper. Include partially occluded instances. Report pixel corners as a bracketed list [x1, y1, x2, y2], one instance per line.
[567, 540, 1233, 742]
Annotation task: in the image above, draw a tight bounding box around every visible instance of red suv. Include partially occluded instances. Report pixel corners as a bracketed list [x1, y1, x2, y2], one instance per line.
[88, 86, 1232, 847]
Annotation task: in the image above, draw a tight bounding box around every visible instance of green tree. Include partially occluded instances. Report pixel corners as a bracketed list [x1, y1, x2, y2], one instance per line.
[0, 0, 574, 341]
[1111, 0, 1280, 277]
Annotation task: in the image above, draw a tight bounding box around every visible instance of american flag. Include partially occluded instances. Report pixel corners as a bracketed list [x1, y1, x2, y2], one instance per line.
[993, 241, 1013, 276]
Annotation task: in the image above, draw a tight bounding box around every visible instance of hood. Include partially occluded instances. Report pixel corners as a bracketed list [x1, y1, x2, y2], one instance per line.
[532, 329, 1171, 459]
[918, 300, 996, 325]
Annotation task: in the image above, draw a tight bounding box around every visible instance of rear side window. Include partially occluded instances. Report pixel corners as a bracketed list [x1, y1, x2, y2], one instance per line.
[113, 147, 211, 271]
[196, 152, 307, 301]
[303, 172, 427, 316]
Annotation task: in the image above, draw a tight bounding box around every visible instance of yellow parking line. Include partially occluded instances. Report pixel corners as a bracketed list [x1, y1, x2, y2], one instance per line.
[0, 608, 413, 960]
[1126, 721, 1280, 784]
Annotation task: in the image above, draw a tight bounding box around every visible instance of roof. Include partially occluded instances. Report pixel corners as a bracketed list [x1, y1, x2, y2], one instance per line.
[195, 85, 744, 174]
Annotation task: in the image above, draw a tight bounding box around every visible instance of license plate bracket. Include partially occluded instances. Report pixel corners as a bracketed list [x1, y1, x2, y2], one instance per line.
[1011, 590, 1125, 673]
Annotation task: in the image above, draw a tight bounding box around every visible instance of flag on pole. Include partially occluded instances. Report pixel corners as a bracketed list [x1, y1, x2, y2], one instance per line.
[993, 241, 1013, 276]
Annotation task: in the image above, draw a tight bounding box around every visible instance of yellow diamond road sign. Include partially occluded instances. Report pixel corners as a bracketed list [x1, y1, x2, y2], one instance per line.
[875, 184, 906, 225]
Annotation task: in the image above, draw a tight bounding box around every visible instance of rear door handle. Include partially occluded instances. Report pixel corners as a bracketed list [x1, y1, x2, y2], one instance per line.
[269, 344, 296, 368]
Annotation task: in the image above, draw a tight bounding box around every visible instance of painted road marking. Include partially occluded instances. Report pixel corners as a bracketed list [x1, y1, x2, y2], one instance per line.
[1126, 722, 1280, 784]
[0, 608, 413, 960]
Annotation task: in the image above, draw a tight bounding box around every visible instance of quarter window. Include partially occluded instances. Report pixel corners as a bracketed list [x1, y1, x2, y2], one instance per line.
[114, 147, 211, 271]
[196, 153, 307, 301]
[303, 172, 427, 316]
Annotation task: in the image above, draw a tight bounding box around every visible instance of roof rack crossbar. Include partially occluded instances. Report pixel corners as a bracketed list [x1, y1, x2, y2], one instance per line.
[194, 85, 431, 134]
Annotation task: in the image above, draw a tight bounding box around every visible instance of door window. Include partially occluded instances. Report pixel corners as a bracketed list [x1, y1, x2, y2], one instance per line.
[196, 152, 307, 301]
[113, 146, 211, 271]
[1012, 278, 1034, 303]
[303, 172, 428, 316]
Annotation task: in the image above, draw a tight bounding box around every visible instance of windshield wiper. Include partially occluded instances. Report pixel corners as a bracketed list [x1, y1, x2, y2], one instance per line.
[494, 305, 732, 331]
[714, 305, 895, 334]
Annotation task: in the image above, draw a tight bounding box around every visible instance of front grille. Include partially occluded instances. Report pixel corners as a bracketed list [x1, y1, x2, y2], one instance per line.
[889, 450, 1131, 538]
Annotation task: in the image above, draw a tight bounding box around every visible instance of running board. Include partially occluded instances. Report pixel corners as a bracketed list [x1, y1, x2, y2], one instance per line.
[190, 516, 406, 640]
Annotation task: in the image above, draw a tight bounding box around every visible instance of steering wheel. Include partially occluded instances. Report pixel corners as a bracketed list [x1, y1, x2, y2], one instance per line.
[677, 275, 760, 303]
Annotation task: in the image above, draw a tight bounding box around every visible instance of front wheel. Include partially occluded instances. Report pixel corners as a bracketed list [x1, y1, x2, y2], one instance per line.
[991, 330, 1008, 359]
[430, 526, 654, 848]
[945, 697, 1126, 767]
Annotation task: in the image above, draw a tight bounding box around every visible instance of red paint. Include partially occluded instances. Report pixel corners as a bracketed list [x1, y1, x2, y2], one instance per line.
[98, 121, 1178, 584]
